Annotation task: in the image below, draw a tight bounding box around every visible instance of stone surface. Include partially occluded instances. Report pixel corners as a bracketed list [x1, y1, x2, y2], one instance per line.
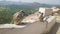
[0, 16, 56, 34]
[39, 8, 52, 16]
[0, 24, 26, 28]
[46, 16, 60, 34]
[22, 12, 41, 23]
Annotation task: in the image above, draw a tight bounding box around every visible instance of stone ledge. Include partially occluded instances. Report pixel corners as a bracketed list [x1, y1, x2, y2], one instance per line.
[0, 24, 26, 28]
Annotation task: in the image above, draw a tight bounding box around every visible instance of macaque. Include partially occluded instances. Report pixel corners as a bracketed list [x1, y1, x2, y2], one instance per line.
[13, 10, 25, 25]
[39, 13, 44, 22]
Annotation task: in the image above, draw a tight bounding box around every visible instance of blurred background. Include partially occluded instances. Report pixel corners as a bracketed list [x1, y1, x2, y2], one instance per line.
[0, 0, 60, 24]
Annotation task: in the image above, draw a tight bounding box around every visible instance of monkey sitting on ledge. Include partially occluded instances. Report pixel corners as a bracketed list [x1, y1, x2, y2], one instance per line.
[13, 10, 25, 25]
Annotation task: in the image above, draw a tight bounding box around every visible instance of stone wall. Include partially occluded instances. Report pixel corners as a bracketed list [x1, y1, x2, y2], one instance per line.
[0, 16, 56, 34]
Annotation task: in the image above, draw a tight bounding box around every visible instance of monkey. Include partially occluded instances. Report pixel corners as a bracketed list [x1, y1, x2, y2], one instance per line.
[13, 10, 25, 25]
[39, 13, 44, 22]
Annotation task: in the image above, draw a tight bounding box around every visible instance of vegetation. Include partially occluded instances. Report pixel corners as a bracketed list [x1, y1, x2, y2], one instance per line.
[0, 5, 39, 24]
[0, 4, 60, 24]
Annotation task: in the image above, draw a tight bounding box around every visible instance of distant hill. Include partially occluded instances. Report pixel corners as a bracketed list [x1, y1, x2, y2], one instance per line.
[0, 1, 60, 7]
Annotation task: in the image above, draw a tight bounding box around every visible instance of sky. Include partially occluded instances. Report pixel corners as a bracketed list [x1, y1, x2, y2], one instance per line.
[0, 0, 60, 5]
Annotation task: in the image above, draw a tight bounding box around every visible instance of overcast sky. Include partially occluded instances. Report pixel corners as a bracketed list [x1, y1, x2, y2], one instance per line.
[0, 0, 60, 5]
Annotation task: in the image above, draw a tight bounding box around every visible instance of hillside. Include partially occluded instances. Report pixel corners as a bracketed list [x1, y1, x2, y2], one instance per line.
[0, 1, 60, 24]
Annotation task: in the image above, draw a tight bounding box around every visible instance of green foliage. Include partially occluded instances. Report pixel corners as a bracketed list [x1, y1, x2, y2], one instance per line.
[0, 5, 38, 24]
[0, 7, 11, 24]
